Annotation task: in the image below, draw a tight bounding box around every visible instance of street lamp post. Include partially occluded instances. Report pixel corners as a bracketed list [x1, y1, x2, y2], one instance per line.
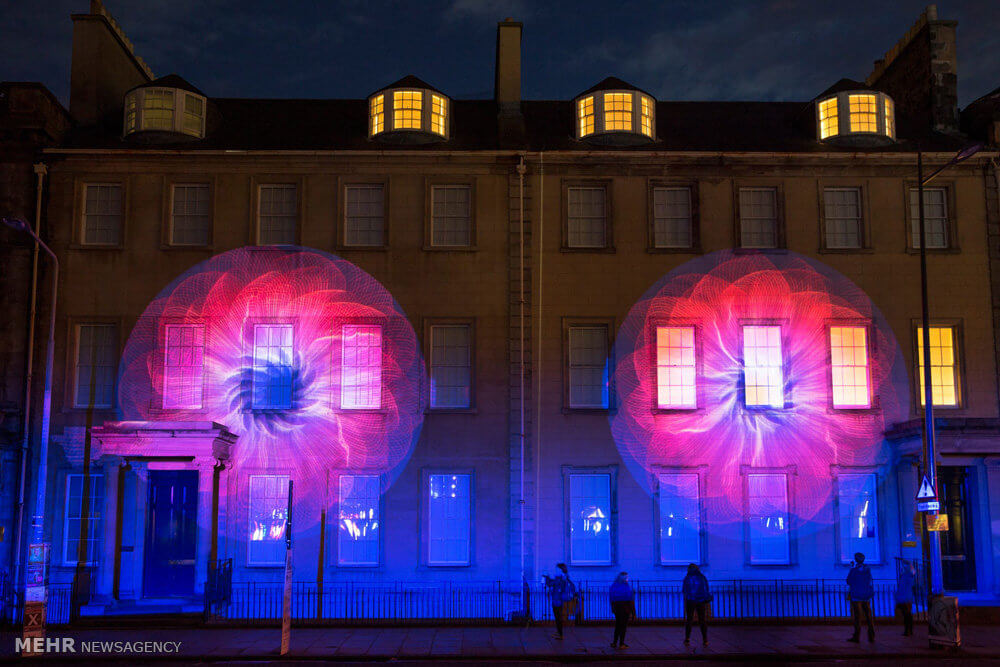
[914, 144, 981, 636]
[2, 217, 58, 636]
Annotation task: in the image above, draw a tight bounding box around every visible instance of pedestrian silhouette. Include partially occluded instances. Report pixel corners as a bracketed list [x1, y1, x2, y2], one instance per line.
[543, 563, 576, 639]
[609, 571, 635, 649]
[847, 552, 875, 643]
[682, 563, 711, 647]
[895, 560, 916, 637]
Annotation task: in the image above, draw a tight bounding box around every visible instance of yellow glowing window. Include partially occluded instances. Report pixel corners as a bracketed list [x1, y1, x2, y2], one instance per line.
[819, 97, 839, 139]
[743, 325, 783, 408]
[640, 96, 653, 137]
[604, 93, 632, 131]
[884, 97, 895, 139]
[124, 94, 137, 133]
[849, 94, 877, 133]
[370, 94, 384, 135]
[578, 96, 595, 137]
[393, 90, 423, 130]
[917, 326, 958, 406]
[656, 326, 696, 409]
[830, 326, 870, 408]
[142, 89, 175, 131]
[182, 94, 204, 137]
[430, 94, 447, 136]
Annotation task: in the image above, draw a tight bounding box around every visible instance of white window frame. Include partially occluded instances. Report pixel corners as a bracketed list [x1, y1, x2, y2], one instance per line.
[427, 473, 472, 566]
[430, 185, 472, 247]
[73, 323, 117, 409]
[656, 325, 697, 409]
[123, 88, 207, 138]
[836, 471, 881, 565]
[251, 323, 294, 410]
[81, 183, 123, 246]
[909, 187, 950, 250]
[162, 323, 206, 410]
[746, 471, 791, 565]
[256, 184, 297, 246]
[916, 325, 960, 407]
[738, 187, 779, 249]
[567, 325, 610, 409]
[742, 325, 784, 408]
[652, 186, 693, 249]
[429, 324, 472, 409]
[829, 325, 871, 409]
[823, 187, 863, 250]
[344, 184, 386, 247]
[340, 325, 382, 410]
[63, 473, 104, 565]
[567, 472, 613, 566]
[657, 472, 702, 565]
[566, 186, 608, 249]
[337, 474, 381, 567]
[169, 183, 211, 246]
[247, 474, 290, 567]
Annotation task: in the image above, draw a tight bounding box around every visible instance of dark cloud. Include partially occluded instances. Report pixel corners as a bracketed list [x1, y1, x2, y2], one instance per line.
[1, 0, 996, 107]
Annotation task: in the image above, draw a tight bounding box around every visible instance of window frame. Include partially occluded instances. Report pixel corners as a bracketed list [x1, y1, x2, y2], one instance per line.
[832, 467, 882, 566]
[164, 177, 215, 248]
[424, 178, 477, 250]
[647, 180, 700, 252]
[251, 177, 303, 246]
[562, 465, 618, 567]
[741, 466, 796, 567]
[368, 89, 450, 140]
[735, 184, 785, 249]
[249, 322, 295, 411]
[62, 472, 105, 566]
[421, 468, 475, 568]
[423, 318, 476, 412]
[825, 321, 878, 411]
[739, 320, 788, 410]
[574, 90, 655, 140]
[334, 473, 383, 568]
[654, 467, 707, 567]
[562, 179, 614, 252]
[161, 322, 207, 411]
[123, 87, 207, 139]
[650, 320, 702, 412]
[903, 181, 959, 253]
[246, 472, 291, 567]
[911, 319, 965, 412]
[69, 320, 120, 410]
[818, 184, 870, 252]
[338, 323, 384, 411]
[562, 318, 614, 412]
[76, 179, 127, 249]
[814, 91, 895, 143]
[339, 178, 389, 250]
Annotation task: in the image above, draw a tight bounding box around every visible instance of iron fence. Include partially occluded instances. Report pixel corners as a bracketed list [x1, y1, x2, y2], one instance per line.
[206, 578, 924, 625]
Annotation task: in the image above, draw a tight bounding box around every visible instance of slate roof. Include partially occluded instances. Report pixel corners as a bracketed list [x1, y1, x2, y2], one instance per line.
[127, 74, 205, 97]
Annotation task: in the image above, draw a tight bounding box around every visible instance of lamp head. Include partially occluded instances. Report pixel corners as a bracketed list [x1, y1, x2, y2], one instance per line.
[1, 217, 29, 232]
[954, 143, 983, 163]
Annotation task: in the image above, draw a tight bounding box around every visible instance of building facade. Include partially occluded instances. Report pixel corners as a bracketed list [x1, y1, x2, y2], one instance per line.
[5, 1, 1000, 617]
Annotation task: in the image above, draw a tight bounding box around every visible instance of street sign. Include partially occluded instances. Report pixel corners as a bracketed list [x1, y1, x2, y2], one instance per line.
[927, 514, 949, 532]
[918, 500, 940, 512]
[916, 475, 937, 501]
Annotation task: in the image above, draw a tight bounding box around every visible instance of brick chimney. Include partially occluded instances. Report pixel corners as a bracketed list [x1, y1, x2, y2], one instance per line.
[495, 18, 525, 146]
[866, 5, 959, 134]
[70, 0, 153, 127]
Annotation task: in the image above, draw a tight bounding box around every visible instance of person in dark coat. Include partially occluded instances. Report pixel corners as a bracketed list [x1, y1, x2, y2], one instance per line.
[608, 572, 635, 649]
[543, 563, 575, 639]
[681, 563, 711, 646]
[847, 552, 875, 643]
[895, 561, 916, 636]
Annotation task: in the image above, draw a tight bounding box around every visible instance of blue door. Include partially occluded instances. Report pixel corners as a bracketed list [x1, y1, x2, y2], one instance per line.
[143, 470, 198, 597]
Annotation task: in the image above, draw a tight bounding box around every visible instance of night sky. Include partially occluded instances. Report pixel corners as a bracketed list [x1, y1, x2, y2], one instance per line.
[3, 1, 998, 107]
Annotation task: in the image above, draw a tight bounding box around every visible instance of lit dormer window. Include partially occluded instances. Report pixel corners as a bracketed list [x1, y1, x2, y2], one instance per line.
[123, 77, 207, 140]
[574, 79, 656, 145]
[815, 89, 895, 146]
[368, 77, 449, 143]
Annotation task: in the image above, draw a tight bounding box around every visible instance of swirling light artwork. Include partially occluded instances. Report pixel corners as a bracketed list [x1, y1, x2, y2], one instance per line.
[118, 247, 426, 500]
[610, 250, 908, 525]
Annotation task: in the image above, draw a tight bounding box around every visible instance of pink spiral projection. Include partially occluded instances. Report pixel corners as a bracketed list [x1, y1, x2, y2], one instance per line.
[118, 247, 426, 496]
[611, 250, 908, 524]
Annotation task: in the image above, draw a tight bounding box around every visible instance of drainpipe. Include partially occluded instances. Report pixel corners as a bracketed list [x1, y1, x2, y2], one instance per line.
[534, 152, 544, 582]
[11, 163, 47, 588]
[517, 155, 526, 587]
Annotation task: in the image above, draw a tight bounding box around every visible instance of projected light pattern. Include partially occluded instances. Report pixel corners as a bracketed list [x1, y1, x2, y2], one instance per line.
[118, 246, 426, 496]
[611, 250, 907, 523]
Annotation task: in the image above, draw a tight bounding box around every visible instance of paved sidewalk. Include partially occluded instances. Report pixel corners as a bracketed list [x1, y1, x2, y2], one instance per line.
[2, 623, 999, 663]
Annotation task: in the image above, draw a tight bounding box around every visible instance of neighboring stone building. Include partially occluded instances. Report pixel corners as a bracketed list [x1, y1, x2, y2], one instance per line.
[3, 1, 1000, 618]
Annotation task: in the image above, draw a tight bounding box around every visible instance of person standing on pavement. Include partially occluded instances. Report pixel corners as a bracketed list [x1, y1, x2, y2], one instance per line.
[609, 572, 635, 649]
[681, 563, 711, 647]
[847, 552, 876, 643]
[895, 561, 916, 637]
[543, 563, 576, 639]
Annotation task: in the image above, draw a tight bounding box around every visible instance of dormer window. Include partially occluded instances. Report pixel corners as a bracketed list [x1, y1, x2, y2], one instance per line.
[123, 85, 206, 139]
[815, 90, 895, 146]
[368, 77, 449, 143]
[574, 84, 656, 145]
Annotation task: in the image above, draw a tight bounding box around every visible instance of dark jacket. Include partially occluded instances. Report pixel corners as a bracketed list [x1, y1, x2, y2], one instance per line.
[609, 580, 634, 603]
[682, 572, 712, 603]
[894, 568, 915, 605]
[847, 563, 874, 601]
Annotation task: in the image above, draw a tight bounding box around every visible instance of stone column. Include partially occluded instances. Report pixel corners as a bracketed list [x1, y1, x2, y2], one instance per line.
[896, 455, 922, 561]
[95, 457, 120, 599]
[194, 457, 216, 595]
